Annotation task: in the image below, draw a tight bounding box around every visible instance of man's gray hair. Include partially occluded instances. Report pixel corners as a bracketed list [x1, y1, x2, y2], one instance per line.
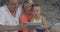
[7, 0, 11, 3]
[7, 0, 18, 3]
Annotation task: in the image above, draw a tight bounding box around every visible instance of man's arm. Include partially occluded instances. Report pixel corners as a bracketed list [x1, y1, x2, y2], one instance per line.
[0, 24, 26, 31]
[0, 25, 20, 31]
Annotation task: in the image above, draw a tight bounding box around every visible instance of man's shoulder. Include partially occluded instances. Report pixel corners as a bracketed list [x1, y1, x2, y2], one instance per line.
[0, 5, 7, 14]
[0, 5, 7, 9]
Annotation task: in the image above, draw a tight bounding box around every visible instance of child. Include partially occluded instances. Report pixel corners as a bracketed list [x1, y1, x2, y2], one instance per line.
[32, 3, 49, 32]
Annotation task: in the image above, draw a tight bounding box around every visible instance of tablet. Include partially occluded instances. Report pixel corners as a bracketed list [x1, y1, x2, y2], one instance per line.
[27, 22, 42, 27]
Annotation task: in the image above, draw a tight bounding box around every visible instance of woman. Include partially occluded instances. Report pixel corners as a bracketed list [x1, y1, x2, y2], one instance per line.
[19, 0, 33, 32]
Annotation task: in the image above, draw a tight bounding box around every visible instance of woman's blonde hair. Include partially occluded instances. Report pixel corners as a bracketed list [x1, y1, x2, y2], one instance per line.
[22, 0, 33, 13]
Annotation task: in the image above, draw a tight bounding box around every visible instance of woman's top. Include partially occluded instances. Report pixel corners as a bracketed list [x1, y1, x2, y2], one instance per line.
[20, 13, 33, 32]
[20, 13, 33, 23]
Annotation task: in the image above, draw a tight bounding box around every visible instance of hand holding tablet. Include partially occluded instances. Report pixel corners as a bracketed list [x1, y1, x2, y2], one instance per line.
[27, 22, 42, 28]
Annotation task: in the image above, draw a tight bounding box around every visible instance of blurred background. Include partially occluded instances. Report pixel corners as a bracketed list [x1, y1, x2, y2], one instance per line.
[0, 0, 60, 32]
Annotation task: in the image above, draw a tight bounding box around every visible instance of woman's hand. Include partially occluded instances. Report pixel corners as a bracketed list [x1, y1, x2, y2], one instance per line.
[19, 24, 25, 30]
[29, 26, 36, 32]
[21, 22, 28, 29]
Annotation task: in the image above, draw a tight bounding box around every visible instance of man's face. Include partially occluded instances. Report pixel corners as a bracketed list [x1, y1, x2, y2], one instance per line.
[8, 0, 18, 11]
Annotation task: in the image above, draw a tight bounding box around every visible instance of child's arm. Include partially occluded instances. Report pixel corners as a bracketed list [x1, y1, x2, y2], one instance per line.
[42, 16, 49, 32]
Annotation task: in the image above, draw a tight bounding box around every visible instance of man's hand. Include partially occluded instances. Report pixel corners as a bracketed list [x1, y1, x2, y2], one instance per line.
[0, 25, 20, 31]
[0, 24, 27, 31]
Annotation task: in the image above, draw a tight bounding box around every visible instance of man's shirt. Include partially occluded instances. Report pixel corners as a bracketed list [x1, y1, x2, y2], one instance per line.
[0, 5, 22, 26]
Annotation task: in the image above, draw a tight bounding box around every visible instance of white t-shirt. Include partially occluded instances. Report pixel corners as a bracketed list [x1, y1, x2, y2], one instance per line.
[0, 5, 22, 25]
[0, 5, 22, 32]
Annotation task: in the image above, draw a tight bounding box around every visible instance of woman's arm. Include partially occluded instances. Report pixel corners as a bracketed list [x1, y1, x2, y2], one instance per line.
[42, 16, 49, 32]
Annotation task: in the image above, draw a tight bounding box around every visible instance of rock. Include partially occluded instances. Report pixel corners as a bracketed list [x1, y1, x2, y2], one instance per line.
[50, 23, 60, 32]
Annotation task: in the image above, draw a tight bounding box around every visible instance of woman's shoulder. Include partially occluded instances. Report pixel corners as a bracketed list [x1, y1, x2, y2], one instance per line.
[20, 13, 27, 18]
[21, 13, 26, 16]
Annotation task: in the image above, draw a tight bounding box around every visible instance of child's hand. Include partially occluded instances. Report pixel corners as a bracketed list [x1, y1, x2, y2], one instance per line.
[41, 25, 47, 29]
[41, 25, 50, 32]
[45, 30, 50, 32]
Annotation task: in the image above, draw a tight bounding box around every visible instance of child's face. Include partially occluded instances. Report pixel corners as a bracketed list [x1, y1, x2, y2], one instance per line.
[33, 6, 41, 17]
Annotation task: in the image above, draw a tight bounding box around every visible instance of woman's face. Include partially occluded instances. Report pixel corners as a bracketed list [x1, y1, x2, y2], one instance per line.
[24, 3, 32, 11]
[33, 6, 41, 17]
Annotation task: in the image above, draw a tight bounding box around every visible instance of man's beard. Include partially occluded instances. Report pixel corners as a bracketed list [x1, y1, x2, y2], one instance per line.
[11, 7, 18, 11]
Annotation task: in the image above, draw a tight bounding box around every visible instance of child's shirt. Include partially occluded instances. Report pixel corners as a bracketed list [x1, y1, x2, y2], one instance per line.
[33, 16, 42, 29]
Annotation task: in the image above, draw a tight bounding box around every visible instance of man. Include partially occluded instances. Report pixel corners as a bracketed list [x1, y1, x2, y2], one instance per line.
[0, 0, 23, 32]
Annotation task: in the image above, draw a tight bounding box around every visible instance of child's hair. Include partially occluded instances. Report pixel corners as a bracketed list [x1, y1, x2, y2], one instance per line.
[32, 3, 42, 15]
[32, 3, 41, 8]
